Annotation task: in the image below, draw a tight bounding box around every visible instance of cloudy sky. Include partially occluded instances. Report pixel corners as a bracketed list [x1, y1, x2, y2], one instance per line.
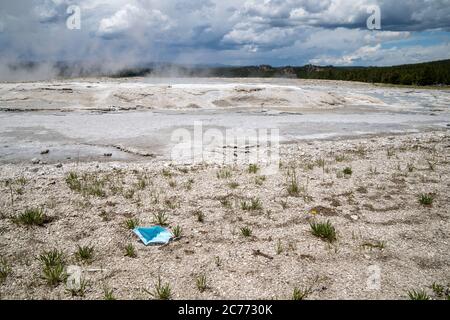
[0, 0, 449, 68]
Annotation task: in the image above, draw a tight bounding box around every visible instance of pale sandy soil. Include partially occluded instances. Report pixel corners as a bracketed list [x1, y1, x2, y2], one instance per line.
[0, 131, 449, 300]
[2, 77, 449, 113]
[0, 78, 381, 112]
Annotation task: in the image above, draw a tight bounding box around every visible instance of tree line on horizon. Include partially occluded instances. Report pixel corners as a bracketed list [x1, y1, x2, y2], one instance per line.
[111, 59, 450, 86]
[207, 59, 450, 86]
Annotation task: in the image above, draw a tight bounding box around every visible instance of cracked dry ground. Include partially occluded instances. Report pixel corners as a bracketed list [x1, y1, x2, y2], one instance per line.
[0, 131, 449, 300]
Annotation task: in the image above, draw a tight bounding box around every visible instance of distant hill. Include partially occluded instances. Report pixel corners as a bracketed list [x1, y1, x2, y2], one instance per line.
[112, 59, 450, 86]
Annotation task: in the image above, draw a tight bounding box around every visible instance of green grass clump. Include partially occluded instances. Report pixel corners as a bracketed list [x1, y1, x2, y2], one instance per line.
[419, 193, 434, 206]
[194, 210, 204, 222]
[216, 168, 232, 179]
[240, 198, 262, 211]
[153, 212, 169, 226]
[310, 220, 336, 242]
[228, 182, 239, 189]
[66, 172, 81, 191]
[172, 225, 182, 239]
[196, 274, 207, 292]
[103, 286, 116, 300]
[124, 244, 137, 258]
[343, 167, 353, 175]
[75, 245, 94, 263]
[292, 287, 311, 300]
[248, 164, 259, 174]
[240, 226, 252, 237]
[150, 276, 172, 300]
[15, 207, 49, 226]
[38, 249, 66, 286]
[66, 172, 106, 197]
[161, 169, 172, 178]
[407, 289, 430, 300]
[255, 176, 266, 186]
[136, 175, 148, 190]
[125, 218, 139, 229]
[431, 283, 445, 297]
[39, 249, 65, 268]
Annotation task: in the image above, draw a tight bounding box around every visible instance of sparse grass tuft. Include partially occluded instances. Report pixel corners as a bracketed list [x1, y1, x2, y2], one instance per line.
[84, 179, 106, 197]
[17, 176, 27, 186]
[362, 240, 386, 250]
[335, 154, 346, 162]
[196, 274, 207, 292]
[276, 239, 283, 255]
[39, 249, 66, 286]
[248, 164, 259, 174]
[15, 207, 49, 226]
[220, 198, 232, 209]
[286, 169, 300, 196]
[66, 278, 90, 297]
[240, 226, 252, 237]
[66, 172, 81, 191]
[214, 256, 221, 267]
[255, 175, 266, 186]
[431, 283, 445, 297]
[240, 198, 262, 211]
[75, 245, 94, 263]
[0, 257, 11, 283]
[124, 189, 135, 199]
[228, 182, 239, 189]
[407, 289, 430, 300]
[185, 178, 194, 190]
[194, 210, 204, 222]
[172, 225, 182, 239]
[164, 198, 178, 209]
[168, 180, 177, 188]
[310, 220, 336, 243]
[125, 218, 139, 230]
[43, 263, 66, 287]
[153, 212, 169, 226]
[419, 193, 434, 206]
[124, 244, 137, 258]
[39, 249, 65, 268]
[150, 276, 172, 300]
[161, 169, 172, 178]
[343, 167, 353, 175]
[103, 286, 116, 300]
[136, 175, 148, 190]
[292, 287, 311, 300]
[216, 168, 232, 179]
[387, 148, 395, 158]
[66, 172, 106, 197]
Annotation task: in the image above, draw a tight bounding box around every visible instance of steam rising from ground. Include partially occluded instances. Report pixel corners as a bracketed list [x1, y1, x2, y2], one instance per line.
[0, 60, 217, 82]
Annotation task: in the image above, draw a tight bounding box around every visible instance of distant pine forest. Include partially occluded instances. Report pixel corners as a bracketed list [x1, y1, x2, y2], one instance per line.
[112, 59, 450, 86]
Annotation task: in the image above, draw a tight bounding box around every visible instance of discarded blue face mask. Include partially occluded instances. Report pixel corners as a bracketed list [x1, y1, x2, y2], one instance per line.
[133, 226, 173, 245]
